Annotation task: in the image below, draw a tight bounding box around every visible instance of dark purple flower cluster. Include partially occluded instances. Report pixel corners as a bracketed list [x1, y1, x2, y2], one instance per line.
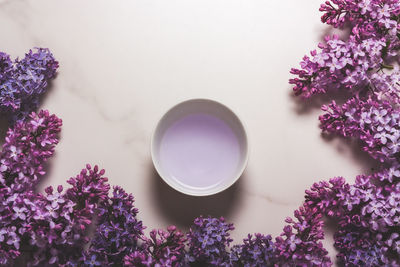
[124, 226, 187, 266]
[186, 216, 234, 266]
[0, 48, 58, 121]
[230, 234, 276, 266]
[82, 186, 144, 266]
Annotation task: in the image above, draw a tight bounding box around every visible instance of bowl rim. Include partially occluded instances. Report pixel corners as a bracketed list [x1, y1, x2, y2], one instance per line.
[150, 98, 249, 196]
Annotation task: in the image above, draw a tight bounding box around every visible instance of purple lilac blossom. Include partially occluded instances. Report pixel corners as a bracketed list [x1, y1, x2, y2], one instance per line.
[1, 162, 110, 266]
[82, 186, 144, 266]
[274, 206, 331, 266]
[0, 110, 61, 264]
[304, 174, 400, 265]
[0, 109, 61, 192]
[0, 48, 58, 121]
[288, 0, 400, 265]
[186, 216, 234, 266]
[229, 233, 276, 266]
[0, 110, 111, 266]
[320, 98, 400, 162]
[125, 226, 187, 267]
[290, 0, 400, 100]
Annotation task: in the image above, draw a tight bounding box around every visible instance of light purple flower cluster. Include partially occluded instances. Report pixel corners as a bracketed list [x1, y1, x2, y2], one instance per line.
[25, 163, 110, 267]
[317, 93, 400, 263]
[0, 49, 58, 121]
[0, 108, 111, 265]
[288, 0, 400, 265]
[0, 109, 61, 263]
[320, 97, 400, 162]
[304, 174, 400, 265]
[0, 109, 61, 192]
[274, 207, 331, 266]
[290, 0, 400, 100]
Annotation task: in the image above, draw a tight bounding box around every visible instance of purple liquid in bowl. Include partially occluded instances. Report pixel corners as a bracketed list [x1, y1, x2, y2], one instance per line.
[159, 113, 241, 189]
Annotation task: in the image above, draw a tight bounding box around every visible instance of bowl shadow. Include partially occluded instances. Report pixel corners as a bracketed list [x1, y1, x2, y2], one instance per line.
[150, 164, 245, 228]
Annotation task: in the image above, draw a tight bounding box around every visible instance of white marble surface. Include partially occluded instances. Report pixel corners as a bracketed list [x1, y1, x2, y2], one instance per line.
[0, 0, 379, 261]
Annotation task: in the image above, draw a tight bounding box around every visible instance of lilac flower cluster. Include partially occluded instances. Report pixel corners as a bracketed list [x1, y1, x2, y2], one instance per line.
[0, 49, 58, 121]
[186, 216, 234, 266]
[290, 0, 400, 100]
[83, 186, 144, 266]
[0, 110, 61, 263]
[229, 234, 276, 266]
[0, 109, 110, 265]
[304, 174, 400, 265]
[0, 109, 61, 192]
[320, 97, 400, 162]
[317, 94, 400, 263]
[288, 0, 400, 265]
[274, 208, 331, 266]
[25, 163, 110, 267]
[124, 226, 187, 266]
[0, 149, 111, 265]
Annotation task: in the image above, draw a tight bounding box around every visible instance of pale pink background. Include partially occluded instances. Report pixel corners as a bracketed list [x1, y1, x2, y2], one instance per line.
[0, 0, 379, 263]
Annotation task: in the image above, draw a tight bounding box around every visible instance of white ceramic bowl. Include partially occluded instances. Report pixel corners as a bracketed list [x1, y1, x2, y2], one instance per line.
[151, 99, 248, 196]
